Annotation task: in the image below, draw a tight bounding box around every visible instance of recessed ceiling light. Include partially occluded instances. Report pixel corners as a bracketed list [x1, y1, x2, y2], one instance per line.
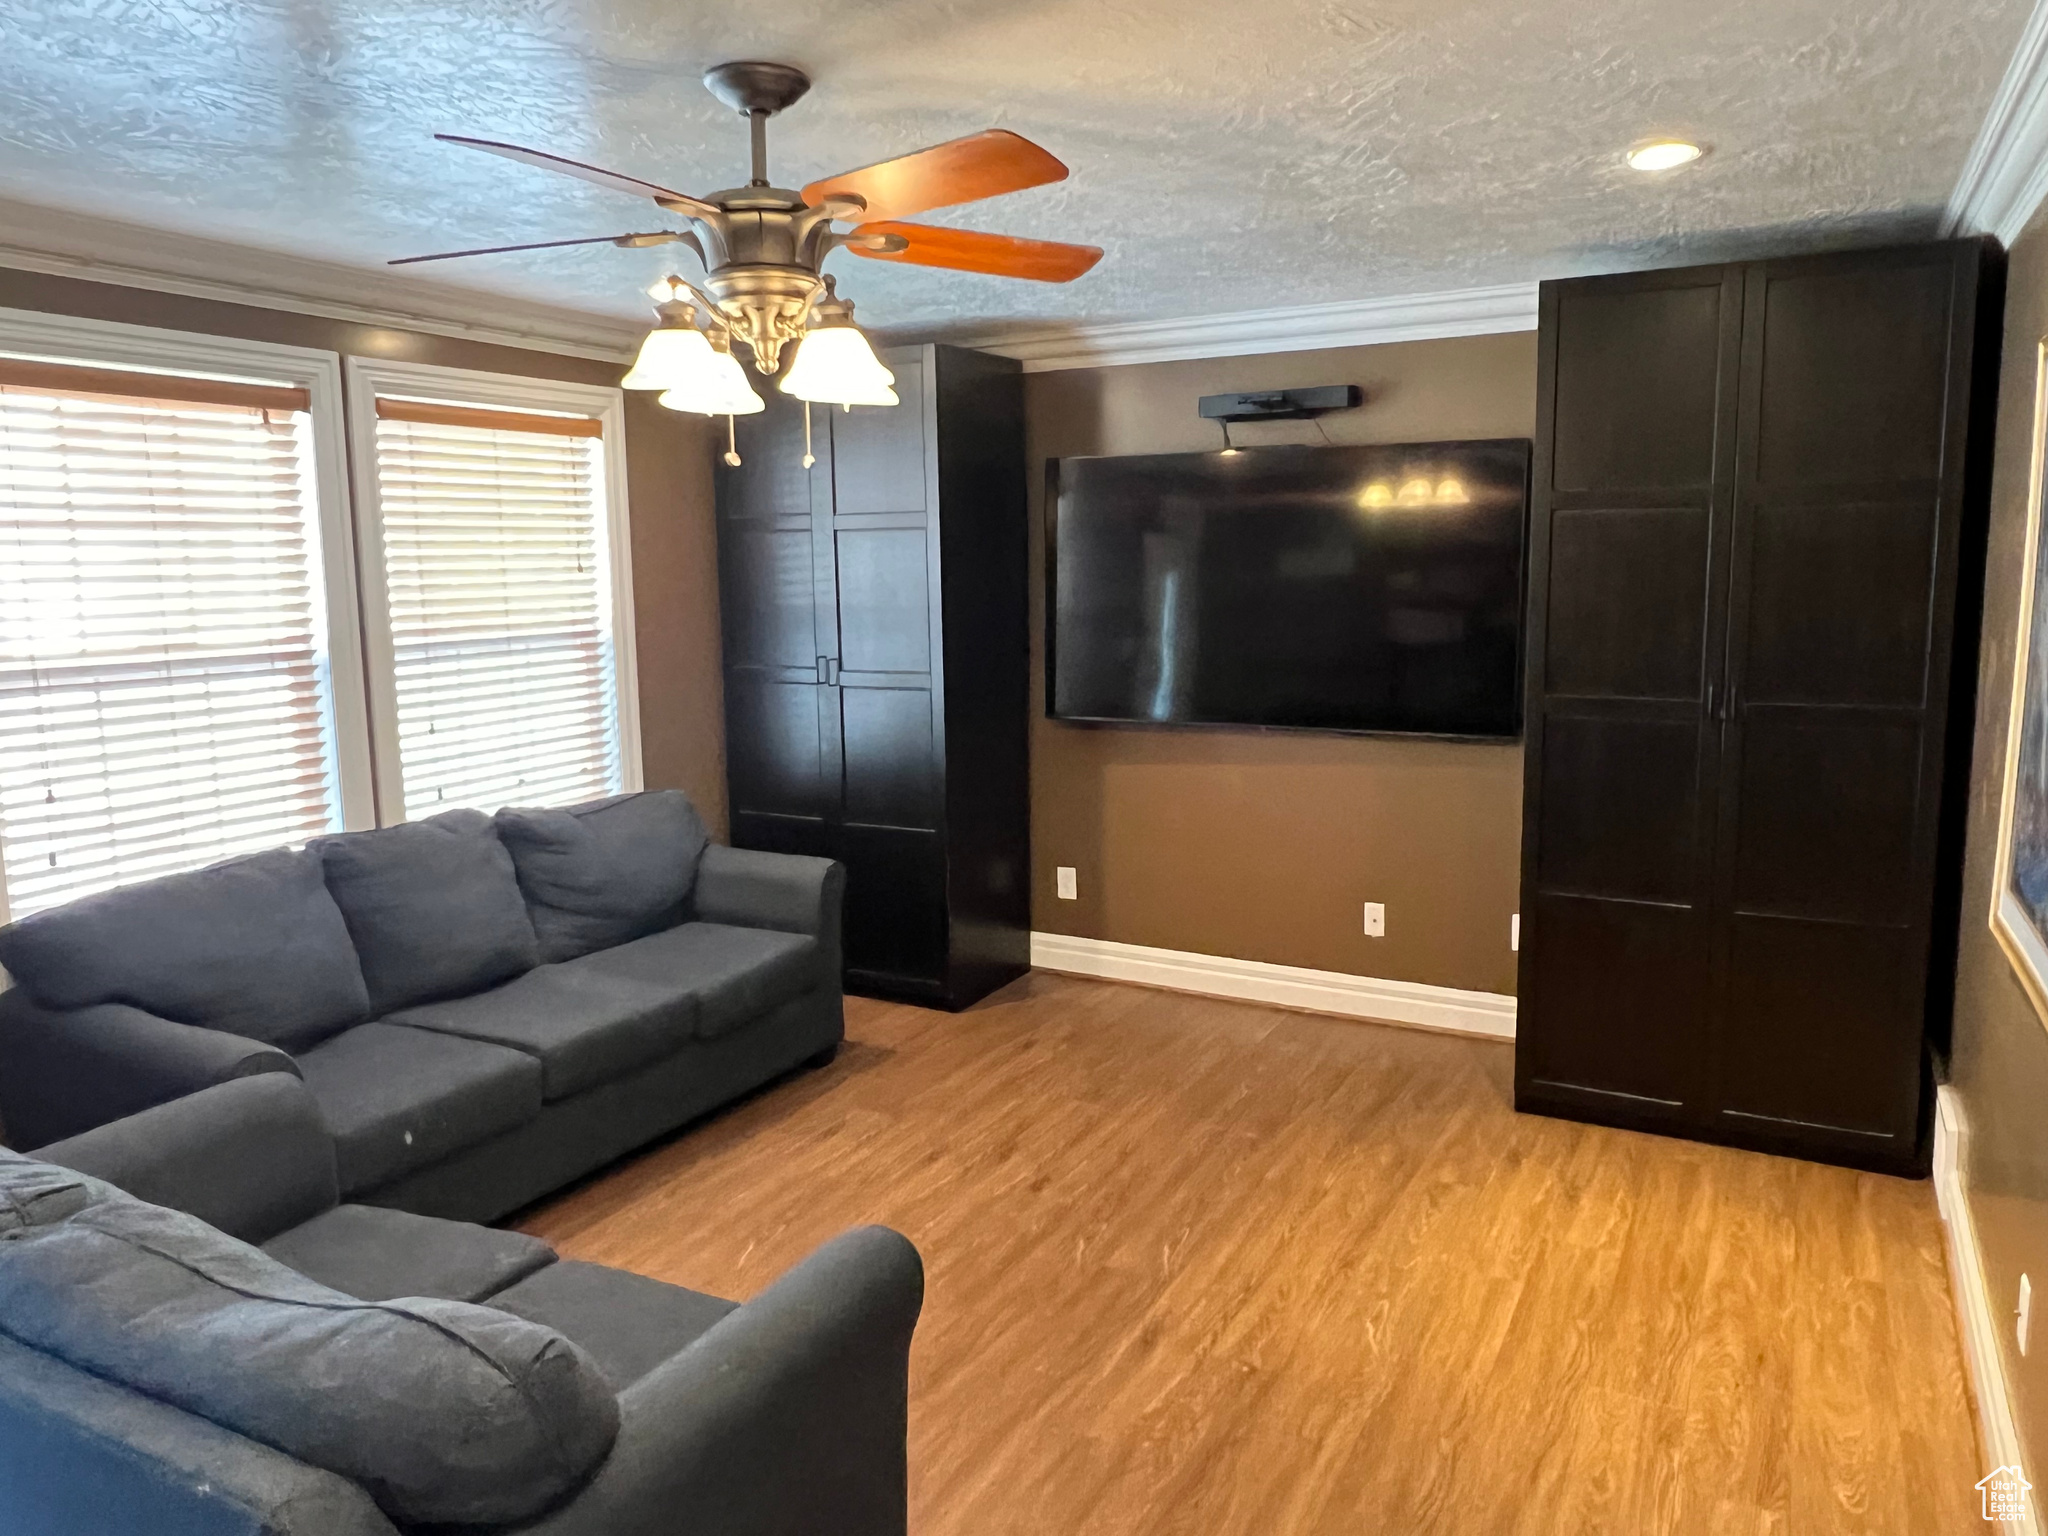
[1627, 139, 1705, 172]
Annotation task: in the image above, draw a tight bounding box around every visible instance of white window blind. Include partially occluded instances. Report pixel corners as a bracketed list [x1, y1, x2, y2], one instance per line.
[0, 363, 342, 918]
[369, 398, 623, 821]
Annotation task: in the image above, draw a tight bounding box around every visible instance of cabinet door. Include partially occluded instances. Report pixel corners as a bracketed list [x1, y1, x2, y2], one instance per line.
[1708, 246, 1973, 1151]
[825, 356, 950, 988]
[1517, 266, 1744, 1124]
[717, 393, 838, 858]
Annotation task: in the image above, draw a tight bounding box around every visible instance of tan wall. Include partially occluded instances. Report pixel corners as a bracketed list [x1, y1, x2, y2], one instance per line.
[1952, 215, 2048, 1481]
[0, 270, 728, 834]
[1027, 332, 1537, 995]
[617, 392, 725, 832]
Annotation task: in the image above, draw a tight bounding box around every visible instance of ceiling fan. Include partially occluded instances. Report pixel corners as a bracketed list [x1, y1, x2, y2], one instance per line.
[393, 61, 1103, 417]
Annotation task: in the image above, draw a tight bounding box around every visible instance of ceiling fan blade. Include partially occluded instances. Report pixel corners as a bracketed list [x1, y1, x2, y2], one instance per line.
[845, 222, 1102, 282]
[435, 135, 718, 218]
[388, 232, 680, 265]
[803, 130, 1068, 224]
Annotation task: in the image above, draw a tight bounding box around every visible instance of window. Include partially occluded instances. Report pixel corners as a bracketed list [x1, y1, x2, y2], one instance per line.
[346, 360, 639, 823]
[0, 323, 368, 921]
[0, 312, 637, 922]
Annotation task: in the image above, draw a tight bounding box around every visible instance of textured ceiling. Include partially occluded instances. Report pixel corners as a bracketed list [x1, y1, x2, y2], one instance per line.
[0, 0, 2031, 345]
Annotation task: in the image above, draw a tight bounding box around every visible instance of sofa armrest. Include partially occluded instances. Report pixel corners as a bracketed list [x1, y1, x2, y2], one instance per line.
[693, 844, 844, 994]
[527, 1225, 923, 1536]
[693, 844, 843, 938]
[38, 1075, 338, 1244]
[0, 989, 297, 1152]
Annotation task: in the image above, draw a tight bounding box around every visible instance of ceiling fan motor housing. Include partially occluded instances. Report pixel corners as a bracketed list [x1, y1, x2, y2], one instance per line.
[656, 183, 849, 374]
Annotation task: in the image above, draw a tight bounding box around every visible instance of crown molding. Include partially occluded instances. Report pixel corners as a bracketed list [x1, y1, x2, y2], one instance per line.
[0, 198, 641, 364]
[1945, 0, 2048, 244]
[0, 197, 1540, 375]
[956, 282, 1540, 373]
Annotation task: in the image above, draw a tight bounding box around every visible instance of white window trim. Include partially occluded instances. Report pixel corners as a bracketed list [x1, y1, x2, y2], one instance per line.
[341, 356, 642, 824]
[0, 304, 379, 877]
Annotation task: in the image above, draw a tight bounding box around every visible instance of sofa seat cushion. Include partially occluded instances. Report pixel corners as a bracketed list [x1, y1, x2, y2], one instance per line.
[295, 1023, 543, 1195]
[0, 848, 369, 1052]
[383, 956, 698, 1102]
[260, 1204, 556, 1302]
[0, 1180, 618, 1528]
[583, 922, 820, 1040]
[495, 790, 711, 963]
[489, 1259, 737, 1390]
[314, 809, 539, 1015]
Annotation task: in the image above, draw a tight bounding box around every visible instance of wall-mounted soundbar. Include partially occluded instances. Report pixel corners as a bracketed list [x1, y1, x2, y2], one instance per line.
[1197, 385, 1362, 423]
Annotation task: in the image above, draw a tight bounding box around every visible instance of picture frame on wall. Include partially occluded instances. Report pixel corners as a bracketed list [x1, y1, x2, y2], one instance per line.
[1993, 338, 2048, 1025]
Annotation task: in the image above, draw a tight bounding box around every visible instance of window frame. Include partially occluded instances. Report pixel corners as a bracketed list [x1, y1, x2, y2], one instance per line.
[341, 356, 641, 825]
[0, 304, 376, 920]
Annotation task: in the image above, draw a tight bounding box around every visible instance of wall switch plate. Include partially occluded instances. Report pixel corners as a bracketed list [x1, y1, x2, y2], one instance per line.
[1056, 866, 1078, 901]
[1511, 913, 1520, 952]
[2022, 1274, 2033, 1356]
[1363, 902, 1385, 938]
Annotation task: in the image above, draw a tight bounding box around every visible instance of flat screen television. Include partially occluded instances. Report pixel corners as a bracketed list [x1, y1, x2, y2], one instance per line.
[1047, 439, 1530, 739]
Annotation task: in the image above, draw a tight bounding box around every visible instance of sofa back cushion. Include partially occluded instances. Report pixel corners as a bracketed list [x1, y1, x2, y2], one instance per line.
[315, 810, 539, 1016]
[495, 791, 711, 963]
[0, 849, 371, 1053]
[0, 1166, 619, 1528]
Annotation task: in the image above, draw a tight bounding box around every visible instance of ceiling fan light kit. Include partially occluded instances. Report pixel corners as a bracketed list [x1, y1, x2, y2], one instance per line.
[625, 293, 768, 414]
[779, 278, 898, 406]
[619, 301, 716, 388]
[397, 59, 1102, 438]
[654, 339, 765, 418]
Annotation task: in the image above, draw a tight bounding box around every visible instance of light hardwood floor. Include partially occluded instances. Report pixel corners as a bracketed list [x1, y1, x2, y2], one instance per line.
[520, 971, 1982, 1534]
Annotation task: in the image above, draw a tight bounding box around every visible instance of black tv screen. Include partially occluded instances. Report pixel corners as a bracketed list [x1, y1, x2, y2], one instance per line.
[1048, 439, 1530, 738]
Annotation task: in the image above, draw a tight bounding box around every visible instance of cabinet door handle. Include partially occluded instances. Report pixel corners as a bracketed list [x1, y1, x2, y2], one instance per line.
[1705, 680, 1718, 722]
[828, 658, 840, 685]
[816, 655, 830, 685]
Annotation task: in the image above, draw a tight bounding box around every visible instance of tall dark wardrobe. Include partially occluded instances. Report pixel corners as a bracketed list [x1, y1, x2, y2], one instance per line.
[1514, 238, 2003, 1174]
[714, 343, 1031, 1010]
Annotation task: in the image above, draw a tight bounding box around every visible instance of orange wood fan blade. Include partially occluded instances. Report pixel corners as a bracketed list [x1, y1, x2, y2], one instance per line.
[803, 130, 1068, 223]
[846, 222, 1103, 282]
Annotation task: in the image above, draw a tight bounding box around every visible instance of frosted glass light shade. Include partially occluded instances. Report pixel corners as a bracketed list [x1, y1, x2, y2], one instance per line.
[780, 324, 897, 406]
[658, 346, 764, 416]
[621, 324, 720, 391]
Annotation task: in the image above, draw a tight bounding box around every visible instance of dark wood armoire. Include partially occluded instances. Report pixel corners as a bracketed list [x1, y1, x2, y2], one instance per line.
[1514, 239, 2003, 1174]
[714, 343, 1031, 1010]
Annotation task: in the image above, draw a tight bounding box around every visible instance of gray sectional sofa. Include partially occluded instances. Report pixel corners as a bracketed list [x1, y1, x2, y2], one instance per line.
[0, 1074, 922, 1536]
[0, 790, 845, 1222]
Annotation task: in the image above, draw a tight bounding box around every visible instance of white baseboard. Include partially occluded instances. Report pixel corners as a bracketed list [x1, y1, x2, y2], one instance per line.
[1028, 931, 1515, 1039]
[1935, 1085, 2041, 1533]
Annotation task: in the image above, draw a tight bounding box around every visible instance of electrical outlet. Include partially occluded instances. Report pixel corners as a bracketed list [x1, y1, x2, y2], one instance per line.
[1056, 866, 1078, 901]
[1363, 902, 1385, 938]
[2022, 1274, 2033, 1356]
[1511, 913, 1520, 952]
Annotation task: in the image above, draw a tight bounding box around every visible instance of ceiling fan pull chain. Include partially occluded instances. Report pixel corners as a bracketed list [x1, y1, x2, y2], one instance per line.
[802, 402, 816, 469]
[724, 415, 742, 467]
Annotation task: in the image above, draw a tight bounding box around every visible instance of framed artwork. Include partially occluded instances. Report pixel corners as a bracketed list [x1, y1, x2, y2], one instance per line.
[1994, 339, 2048, 1025]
